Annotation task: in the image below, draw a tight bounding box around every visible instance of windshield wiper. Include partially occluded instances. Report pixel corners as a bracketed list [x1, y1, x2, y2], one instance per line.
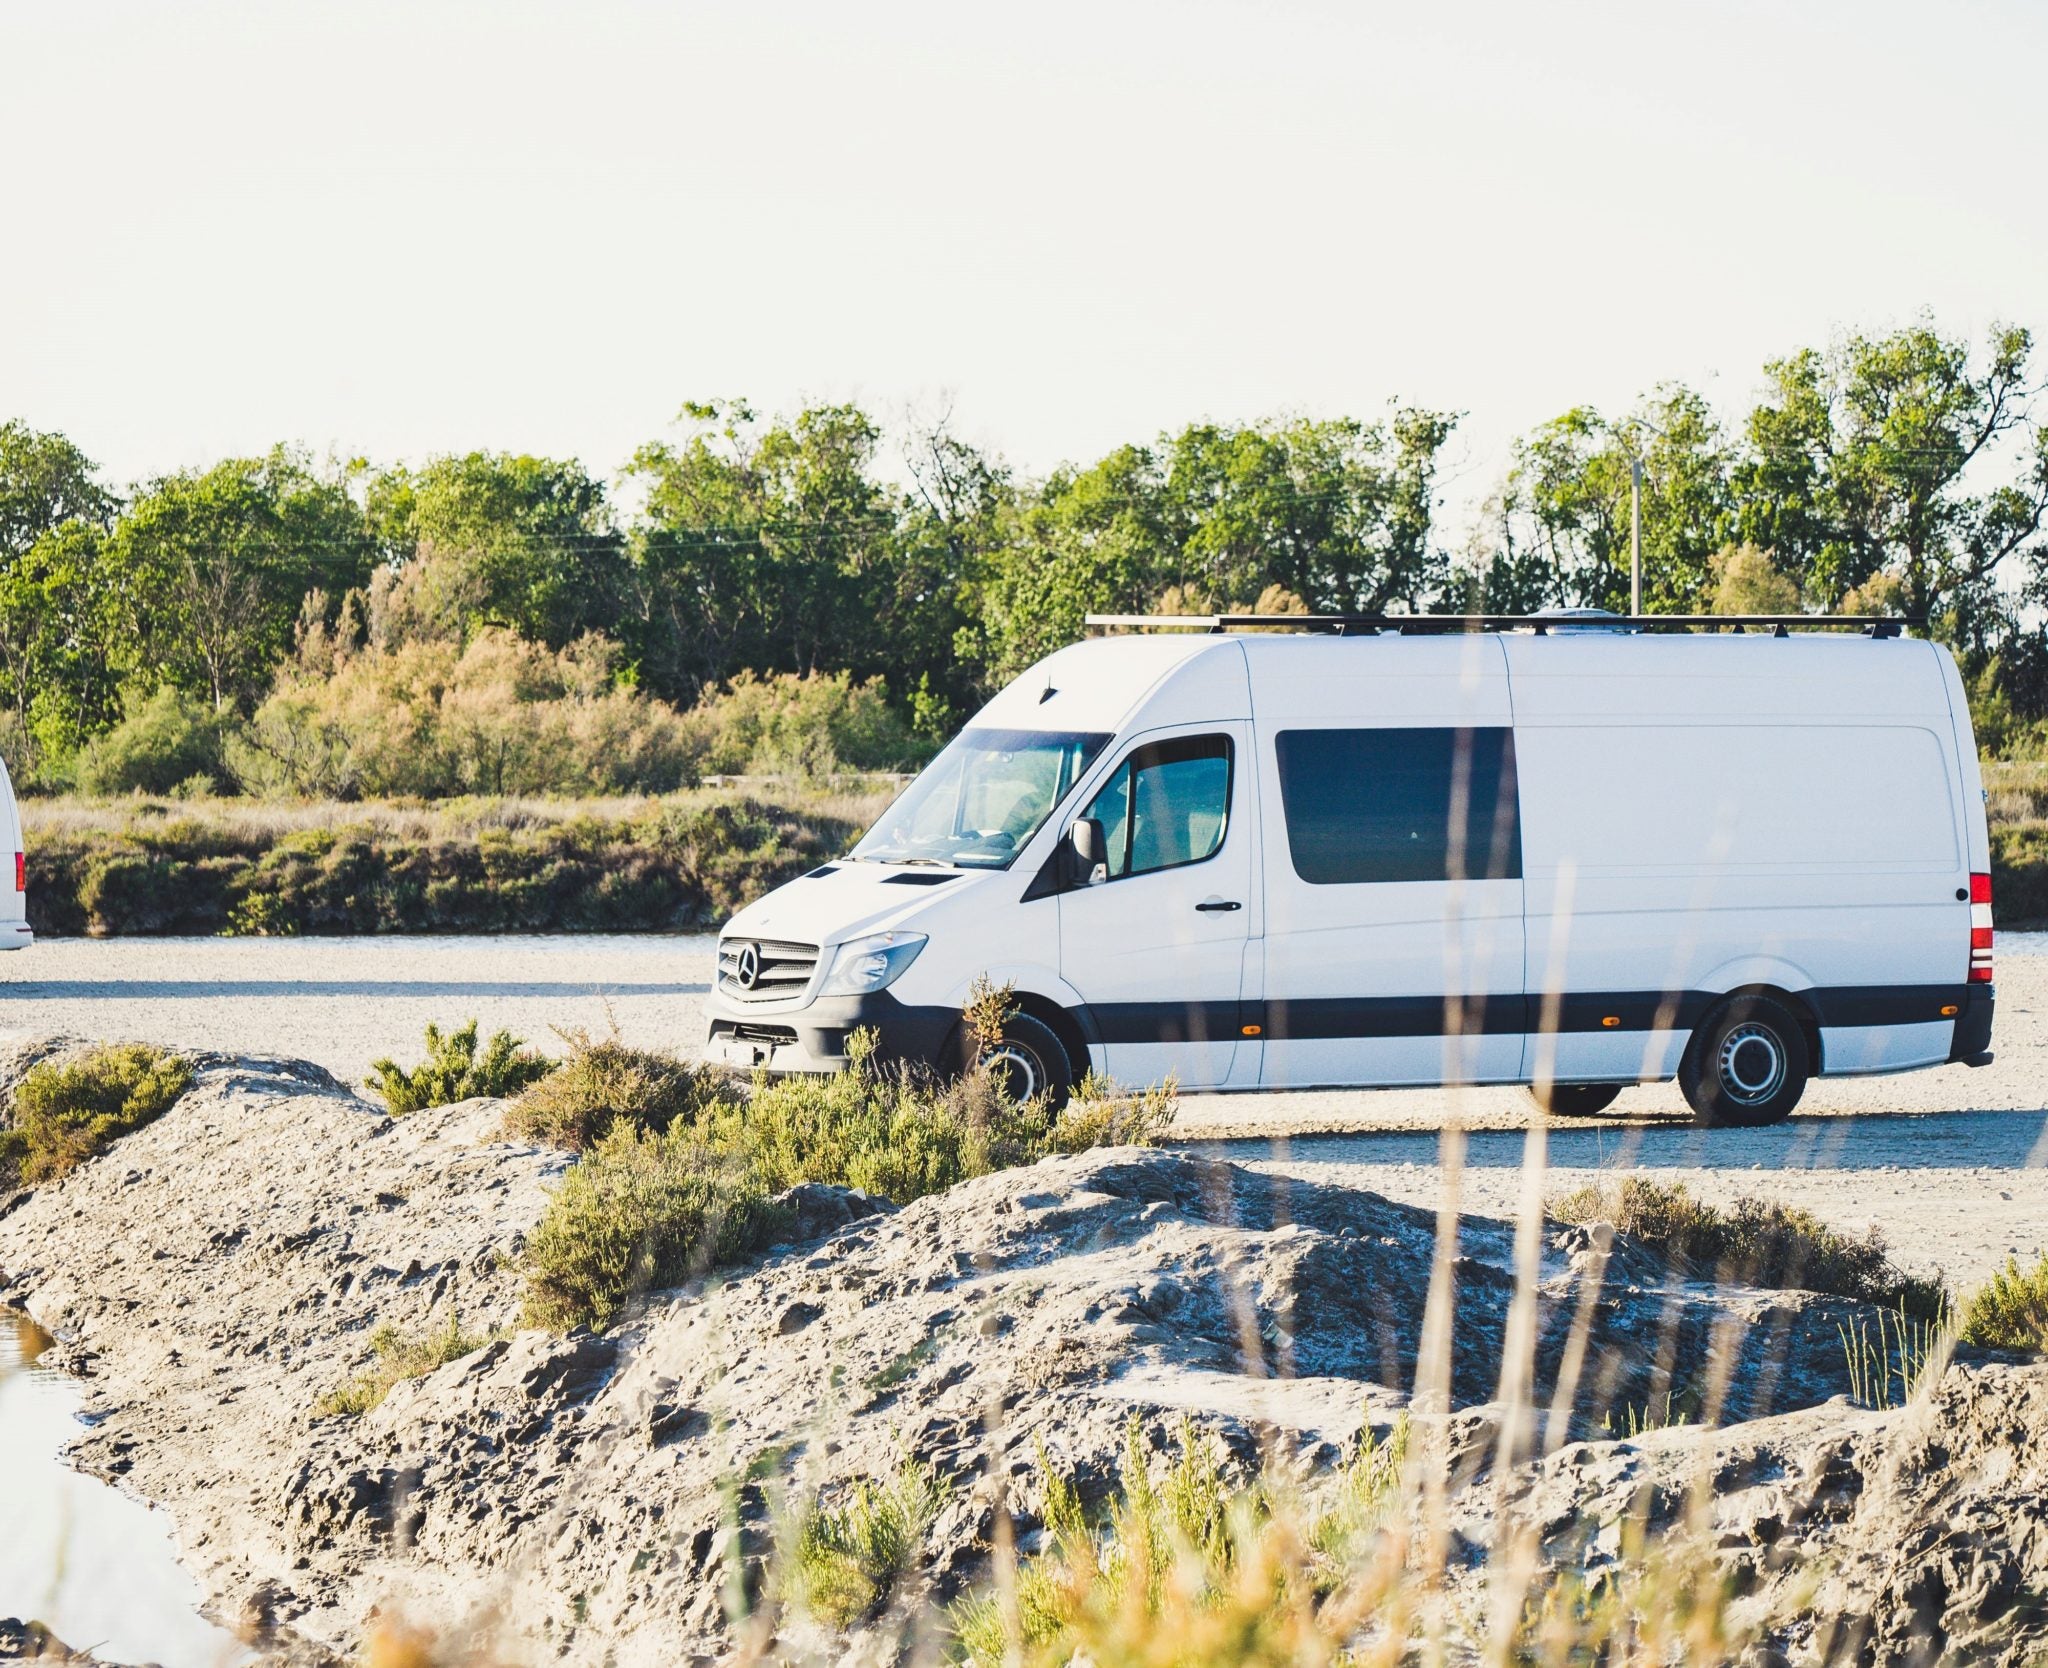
[877, 855, 952, 868]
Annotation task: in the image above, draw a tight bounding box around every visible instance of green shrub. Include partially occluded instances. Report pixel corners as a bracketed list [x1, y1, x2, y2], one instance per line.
[74, 687, 232, 796]
[788, 1458, 951, 1626]
[366, 1019, 556, 1115]
[315, 1306, 501, 1417]
[3, 1044, 195, 1187]
[25, 792, 870, 938]
[1959, 1254, 2048, 1352]
[687, 669, 931, 778]
[519, 1122, 778, 1333]
[1551, 1177, 1947, 1318]
[520, 1033, 1176, 1333]
[1991, 819, 2048, 925]
[503, 1027, 739, 1152]
[232, 629, 703, 798]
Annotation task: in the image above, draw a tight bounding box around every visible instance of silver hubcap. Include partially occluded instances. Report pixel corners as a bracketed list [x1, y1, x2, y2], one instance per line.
[979, 1041, 1044, 1102]
[1717, 1023, 1785, 1104]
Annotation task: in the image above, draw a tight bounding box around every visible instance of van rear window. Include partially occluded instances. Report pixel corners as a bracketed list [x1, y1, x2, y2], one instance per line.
[1274, 727, 1521, 885]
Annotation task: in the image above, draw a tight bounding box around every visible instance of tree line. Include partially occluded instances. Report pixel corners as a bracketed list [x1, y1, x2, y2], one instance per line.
[3, 313, 2046, 795]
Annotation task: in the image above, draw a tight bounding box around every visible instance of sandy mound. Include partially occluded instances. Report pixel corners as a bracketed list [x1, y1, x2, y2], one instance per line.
[0, 1049, 2042, 1665]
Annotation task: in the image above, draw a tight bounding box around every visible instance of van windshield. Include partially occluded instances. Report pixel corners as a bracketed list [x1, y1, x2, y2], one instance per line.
[851, 728, 1113, 870]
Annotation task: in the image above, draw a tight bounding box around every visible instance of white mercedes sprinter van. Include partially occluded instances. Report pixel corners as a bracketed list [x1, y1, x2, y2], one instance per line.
[0, 750, 28, 950]
[703, 617, 1995, 1127]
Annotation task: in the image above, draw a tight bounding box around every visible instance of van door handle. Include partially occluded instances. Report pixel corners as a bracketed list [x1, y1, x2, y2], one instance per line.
[1196, 898, 1242, 912]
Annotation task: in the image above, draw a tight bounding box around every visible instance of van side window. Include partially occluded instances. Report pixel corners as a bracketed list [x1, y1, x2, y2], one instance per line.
[1078, 735, 1233, 880]
[1275, 727, 1520, 885]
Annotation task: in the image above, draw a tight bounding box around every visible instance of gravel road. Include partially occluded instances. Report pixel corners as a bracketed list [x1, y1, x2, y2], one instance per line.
[0, 931, 2040, 1283]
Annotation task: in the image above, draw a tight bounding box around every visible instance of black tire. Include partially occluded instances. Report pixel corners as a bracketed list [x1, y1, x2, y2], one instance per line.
[1525, 1082, 1623, 1117]
[1680, 993, 1809, 1127]
[965, 1012, 1075, 1111]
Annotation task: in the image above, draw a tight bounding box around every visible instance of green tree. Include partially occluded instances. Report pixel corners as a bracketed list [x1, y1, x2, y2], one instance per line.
[960, 443, 1170, 684]
[962, 410, 1459, 685]
[0, 423, 124, 775]
[1156, 410, 1458, 614]
[1500, 387, 1734, 613]
[1735, 322, 2048, 641]
[112, 450, 374, 712]
[625, 401, 903, 703]
[0, 420, 117, 555]
[367, 452, 624, 649]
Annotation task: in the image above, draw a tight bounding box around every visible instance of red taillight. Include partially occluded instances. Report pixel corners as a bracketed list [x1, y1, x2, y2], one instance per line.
[11, 852, 20, 894]
[1969, 871, 1994, 984]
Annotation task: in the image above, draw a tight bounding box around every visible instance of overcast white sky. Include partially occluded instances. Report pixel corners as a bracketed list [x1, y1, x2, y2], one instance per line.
[3, 0, 2043, 534]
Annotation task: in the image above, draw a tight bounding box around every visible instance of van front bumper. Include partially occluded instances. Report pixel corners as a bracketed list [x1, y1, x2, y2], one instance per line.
[703, 990, 960, 1075]
[1947, 983, 1995, 1067]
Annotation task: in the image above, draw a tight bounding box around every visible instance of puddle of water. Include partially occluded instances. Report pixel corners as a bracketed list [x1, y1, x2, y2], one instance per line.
[0, 1313, 246, 1667]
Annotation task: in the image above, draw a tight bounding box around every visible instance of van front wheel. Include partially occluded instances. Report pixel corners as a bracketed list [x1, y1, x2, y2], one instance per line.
[1681, 995, 1808, 1127]
[965, 1012, 1074, 1111]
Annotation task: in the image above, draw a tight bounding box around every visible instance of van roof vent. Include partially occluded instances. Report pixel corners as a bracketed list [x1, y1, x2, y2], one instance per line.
[1085, 612, 1921, 640]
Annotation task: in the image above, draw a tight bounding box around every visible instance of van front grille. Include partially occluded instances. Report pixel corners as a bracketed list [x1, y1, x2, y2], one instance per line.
[717, 937, 820, 1002]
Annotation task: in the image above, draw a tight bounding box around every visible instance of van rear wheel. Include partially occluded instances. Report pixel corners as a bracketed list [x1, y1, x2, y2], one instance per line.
[965, 1013, 1074, 1111]
[1681, 994, 1808, 1127]
[1526, 1082, 1622, 1117]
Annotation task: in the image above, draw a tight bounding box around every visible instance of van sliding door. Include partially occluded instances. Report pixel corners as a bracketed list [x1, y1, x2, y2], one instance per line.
[1252, 635, 1525, 1090]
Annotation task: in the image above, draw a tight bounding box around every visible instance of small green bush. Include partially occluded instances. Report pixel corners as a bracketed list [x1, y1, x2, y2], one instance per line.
[1552, 1177, 1947, 1318]
[503, 1027, 739, 1152]
[315, 1306, 501, 1417]
[788, 1458, 950, 1627]
[74, 687, 232, 796]
[1959, 1254, 2048, 1352]
[3, 1044, 195, 1187]
[519, 1122, 778, 1333]
[366, 1019, 556, 1115]
[520, 1032, 1176, 1333]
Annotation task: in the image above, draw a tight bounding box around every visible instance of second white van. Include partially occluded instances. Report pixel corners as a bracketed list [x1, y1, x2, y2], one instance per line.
[703, 616, 1994, 1127]
[0, 750, 29, 951]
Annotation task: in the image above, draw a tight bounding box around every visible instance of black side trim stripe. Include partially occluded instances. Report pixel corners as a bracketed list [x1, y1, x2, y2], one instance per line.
[1083, 1000, 1244, 1046]
[1073, 985, 1972, 1046]
[1265, 994, 1527, 1039]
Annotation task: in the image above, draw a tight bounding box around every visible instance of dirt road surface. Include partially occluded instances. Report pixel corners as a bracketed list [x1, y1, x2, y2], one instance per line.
[0, 931, 2040, 1283]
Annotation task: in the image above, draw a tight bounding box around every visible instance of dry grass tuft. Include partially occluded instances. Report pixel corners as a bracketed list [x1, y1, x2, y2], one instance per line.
[316, 1306, 503, 1418]
[1551, 1177, 1947, 1317]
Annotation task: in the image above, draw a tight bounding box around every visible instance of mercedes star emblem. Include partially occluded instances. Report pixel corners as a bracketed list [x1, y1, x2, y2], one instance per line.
[734, 942, 761, 990]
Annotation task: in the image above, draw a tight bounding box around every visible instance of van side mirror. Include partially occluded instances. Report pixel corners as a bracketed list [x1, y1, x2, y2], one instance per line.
[1067, 818, 1105, 888]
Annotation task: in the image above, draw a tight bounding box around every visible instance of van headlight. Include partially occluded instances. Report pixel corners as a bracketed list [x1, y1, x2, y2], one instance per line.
[816, 931, 928, 996]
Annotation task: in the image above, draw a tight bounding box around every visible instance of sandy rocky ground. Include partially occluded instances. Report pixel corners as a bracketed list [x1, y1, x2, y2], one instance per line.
[0, 1039, 2045, 1665]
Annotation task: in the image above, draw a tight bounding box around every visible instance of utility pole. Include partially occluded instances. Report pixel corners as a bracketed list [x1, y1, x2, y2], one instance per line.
[1630, 455, 1643, 617]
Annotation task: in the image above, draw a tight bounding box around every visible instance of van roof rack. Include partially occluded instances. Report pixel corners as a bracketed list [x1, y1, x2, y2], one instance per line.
[1084, 612, 1925, 640]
